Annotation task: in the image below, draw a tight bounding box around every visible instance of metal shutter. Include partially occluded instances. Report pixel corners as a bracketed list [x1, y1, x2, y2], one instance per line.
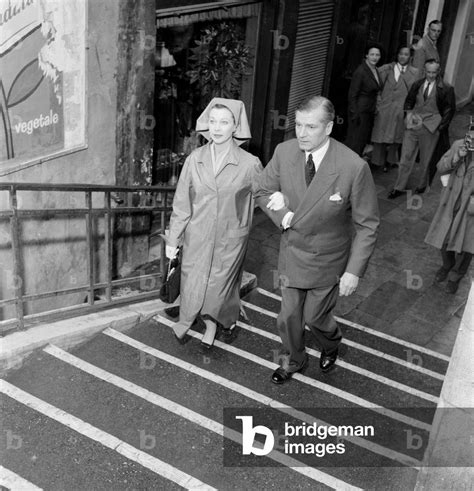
[285, 0, 335, 136]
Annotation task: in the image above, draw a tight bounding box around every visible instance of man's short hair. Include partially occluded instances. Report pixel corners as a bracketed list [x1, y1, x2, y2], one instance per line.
[424, 58, 440, 68]
[295, 96, 335, 124]
[428, 20, 442, 29]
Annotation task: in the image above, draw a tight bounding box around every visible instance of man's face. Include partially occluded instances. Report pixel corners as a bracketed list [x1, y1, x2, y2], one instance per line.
[397, 48, 410, 66]
[295, 108, 333, 153]
[425, 63, 440, 83]
[428, 23, 442, 42]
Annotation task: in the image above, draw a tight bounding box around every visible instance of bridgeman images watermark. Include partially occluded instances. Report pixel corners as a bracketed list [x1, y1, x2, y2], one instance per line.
[223, 407, 473, 467]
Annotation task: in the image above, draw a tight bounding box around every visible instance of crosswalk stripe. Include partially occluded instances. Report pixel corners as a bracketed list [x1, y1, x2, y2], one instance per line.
[0, 465, 42, 490]
[235, 321, 439, 403]
[154, 315, 432, 432]
[43, 344, 362, 490]
[242, 300, 445, 380]
[0, 380, 216, 491]
[255, 288, 450, 362]
[104, 327, 423, 468]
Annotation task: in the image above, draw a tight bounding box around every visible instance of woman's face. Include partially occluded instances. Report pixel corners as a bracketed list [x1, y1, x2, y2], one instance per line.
[397, 48, 411, 66]
[366, 48, 381, 66]
[208, 107, 237, 145]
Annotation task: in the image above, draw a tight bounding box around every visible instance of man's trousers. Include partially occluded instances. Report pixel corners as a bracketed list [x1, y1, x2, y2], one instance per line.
[277, 284, 342, 372]
[394, 126, 439, 191]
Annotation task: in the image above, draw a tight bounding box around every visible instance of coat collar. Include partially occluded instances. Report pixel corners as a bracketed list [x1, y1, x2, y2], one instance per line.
[195, 142, 241, 189]
[196, 142, 240, 167]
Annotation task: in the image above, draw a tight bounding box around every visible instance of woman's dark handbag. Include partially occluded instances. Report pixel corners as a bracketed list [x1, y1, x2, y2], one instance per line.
[159, 248, 181, 303]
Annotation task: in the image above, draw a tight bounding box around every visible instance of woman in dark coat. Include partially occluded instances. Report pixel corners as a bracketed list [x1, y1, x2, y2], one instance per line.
[345, 43, 382, 157]
[425, 138, 474, 294]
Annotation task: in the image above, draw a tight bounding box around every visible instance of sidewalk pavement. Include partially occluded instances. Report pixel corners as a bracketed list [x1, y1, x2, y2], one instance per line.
[244, 101, 474, 358]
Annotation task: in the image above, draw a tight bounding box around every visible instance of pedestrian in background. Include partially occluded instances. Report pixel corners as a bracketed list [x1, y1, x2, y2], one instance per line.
[371, 46, 419, 171]
[345, 43, 382, 158]
[388, 59, 455, 198]
[425, 136, 474, 294]
[412, 20, 442, 76]
[166, 98, 262, 347]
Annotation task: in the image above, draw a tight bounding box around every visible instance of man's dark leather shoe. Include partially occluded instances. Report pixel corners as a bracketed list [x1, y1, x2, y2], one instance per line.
[271, 367, 292, 384]
[320, 349, 338, 373]
[445, 280, 460, 294]
[387, 189, 404, 199]
[434, 267, 449, 283]
[271, 357, 308, 385]
[414, 186, 426, 194]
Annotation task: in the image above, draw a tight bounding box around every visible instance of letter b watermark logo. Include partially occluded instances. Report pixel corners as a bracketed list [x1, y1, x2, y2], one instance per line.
[236, 416, 274, 456]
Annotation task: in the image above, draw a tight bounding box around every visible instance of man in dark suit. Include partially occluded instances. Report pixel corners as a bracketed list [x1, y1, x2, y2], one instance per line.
[388, 59, 455, 198]
[255, 96, 379, 384]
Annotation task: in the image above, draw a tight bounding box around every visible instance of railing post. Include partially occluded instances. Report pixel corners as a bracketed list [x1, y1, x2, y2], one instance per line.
[161, 209, 166, 279]
[9, 186, 25, 330]
[104, 192, 112, 302]
[85, 191, 95, 305]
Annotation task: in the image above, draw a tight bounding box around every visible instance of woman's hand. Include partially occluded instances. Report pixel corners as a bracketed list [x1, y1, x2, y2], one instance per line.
[267, 192, 288, 211]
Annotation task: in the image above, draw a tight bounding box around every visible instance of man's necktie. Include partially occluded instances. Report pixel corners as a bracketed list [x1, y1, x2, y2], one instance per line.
[401, 66, 406, 73]
[305, 154, 315, 187]
[423, 82, 430, 101]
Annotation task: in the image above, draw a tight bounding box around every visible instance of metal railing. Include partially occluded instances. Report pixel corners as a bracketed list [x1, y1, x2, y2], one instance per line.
[0, 183, 175, 333]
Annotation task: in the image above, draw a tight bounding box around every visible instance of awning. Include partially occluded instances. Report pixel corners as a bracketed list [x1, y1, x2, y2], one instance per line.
[156, 3, 261, 28]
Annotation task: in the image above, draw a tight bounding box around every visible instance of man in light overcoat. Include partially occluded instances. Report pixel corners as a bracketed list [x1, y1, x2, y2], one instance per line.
[425, 137, 474, 294]
[255, 96, 379, 383]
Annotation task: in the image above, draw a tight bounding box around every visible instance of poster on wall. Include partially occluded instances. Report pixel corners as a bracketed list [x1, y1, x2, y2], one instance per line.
[0, 0, 86, 175]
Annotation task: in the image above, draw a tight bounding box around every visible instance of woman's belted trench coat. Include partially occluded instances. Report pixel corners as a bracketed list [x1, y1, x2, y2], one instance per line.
[167, 142, 262, 329]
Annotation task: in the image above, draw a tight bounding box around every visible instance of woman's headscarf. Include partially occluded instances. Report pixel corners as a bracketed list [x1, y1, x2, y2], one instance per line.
[195, 97, 251, 146]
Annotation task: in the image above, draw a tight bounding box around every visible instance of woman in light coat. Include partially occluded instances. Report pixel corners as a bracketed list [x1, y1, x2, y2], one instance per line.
[371, 46, 419, 171]
[425, 138, 474, 293]
[166, 98, 262, 347]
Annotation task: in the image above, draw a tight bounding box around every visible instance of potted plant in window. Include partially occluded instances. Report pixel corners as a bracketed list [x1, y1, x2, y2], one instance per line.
[186, 21, 253, 109]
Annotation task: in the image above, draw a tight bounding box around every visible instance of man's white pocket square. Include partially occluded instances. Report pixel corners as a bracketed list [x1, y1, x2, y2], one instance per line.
[329, 192, 343, 202]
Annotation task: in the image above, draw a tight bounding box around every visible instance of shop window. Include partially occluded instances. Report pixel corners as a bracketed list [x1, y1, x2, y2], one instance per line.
[153, 4, 260, 186]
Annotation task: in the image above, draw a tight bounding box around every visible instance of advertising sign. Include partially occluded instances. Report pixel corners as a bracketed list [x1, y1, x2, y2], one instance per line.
[0, 0, 86, 174]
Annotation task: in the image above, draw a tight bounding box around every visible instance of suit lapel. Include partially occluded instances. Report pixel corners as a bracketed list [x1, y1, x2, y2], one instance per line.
[362, 61, 381, 89]
[290, 148, 307, 202]
[292, 139, 338, 226]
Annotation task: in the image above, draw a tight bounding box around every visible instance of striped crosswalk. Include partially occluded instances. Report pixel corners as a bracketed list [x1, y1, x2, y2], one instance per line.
[0, 287, 450, 489]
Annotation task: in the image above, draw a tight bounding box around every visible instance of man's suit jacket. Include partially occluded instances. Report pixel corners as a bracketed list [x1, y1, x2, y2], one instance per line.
[404, 77, 456, 133]
[412, 35, 440, 75]
[255, 138, 379, 289]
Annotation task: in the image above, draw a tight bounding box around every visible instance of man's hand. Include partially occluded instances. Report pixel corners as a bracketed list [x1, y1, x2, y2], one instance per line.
[339, 272, 359, 296]
[166, 245, 178, 259]
[267, 192, 287, 211]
